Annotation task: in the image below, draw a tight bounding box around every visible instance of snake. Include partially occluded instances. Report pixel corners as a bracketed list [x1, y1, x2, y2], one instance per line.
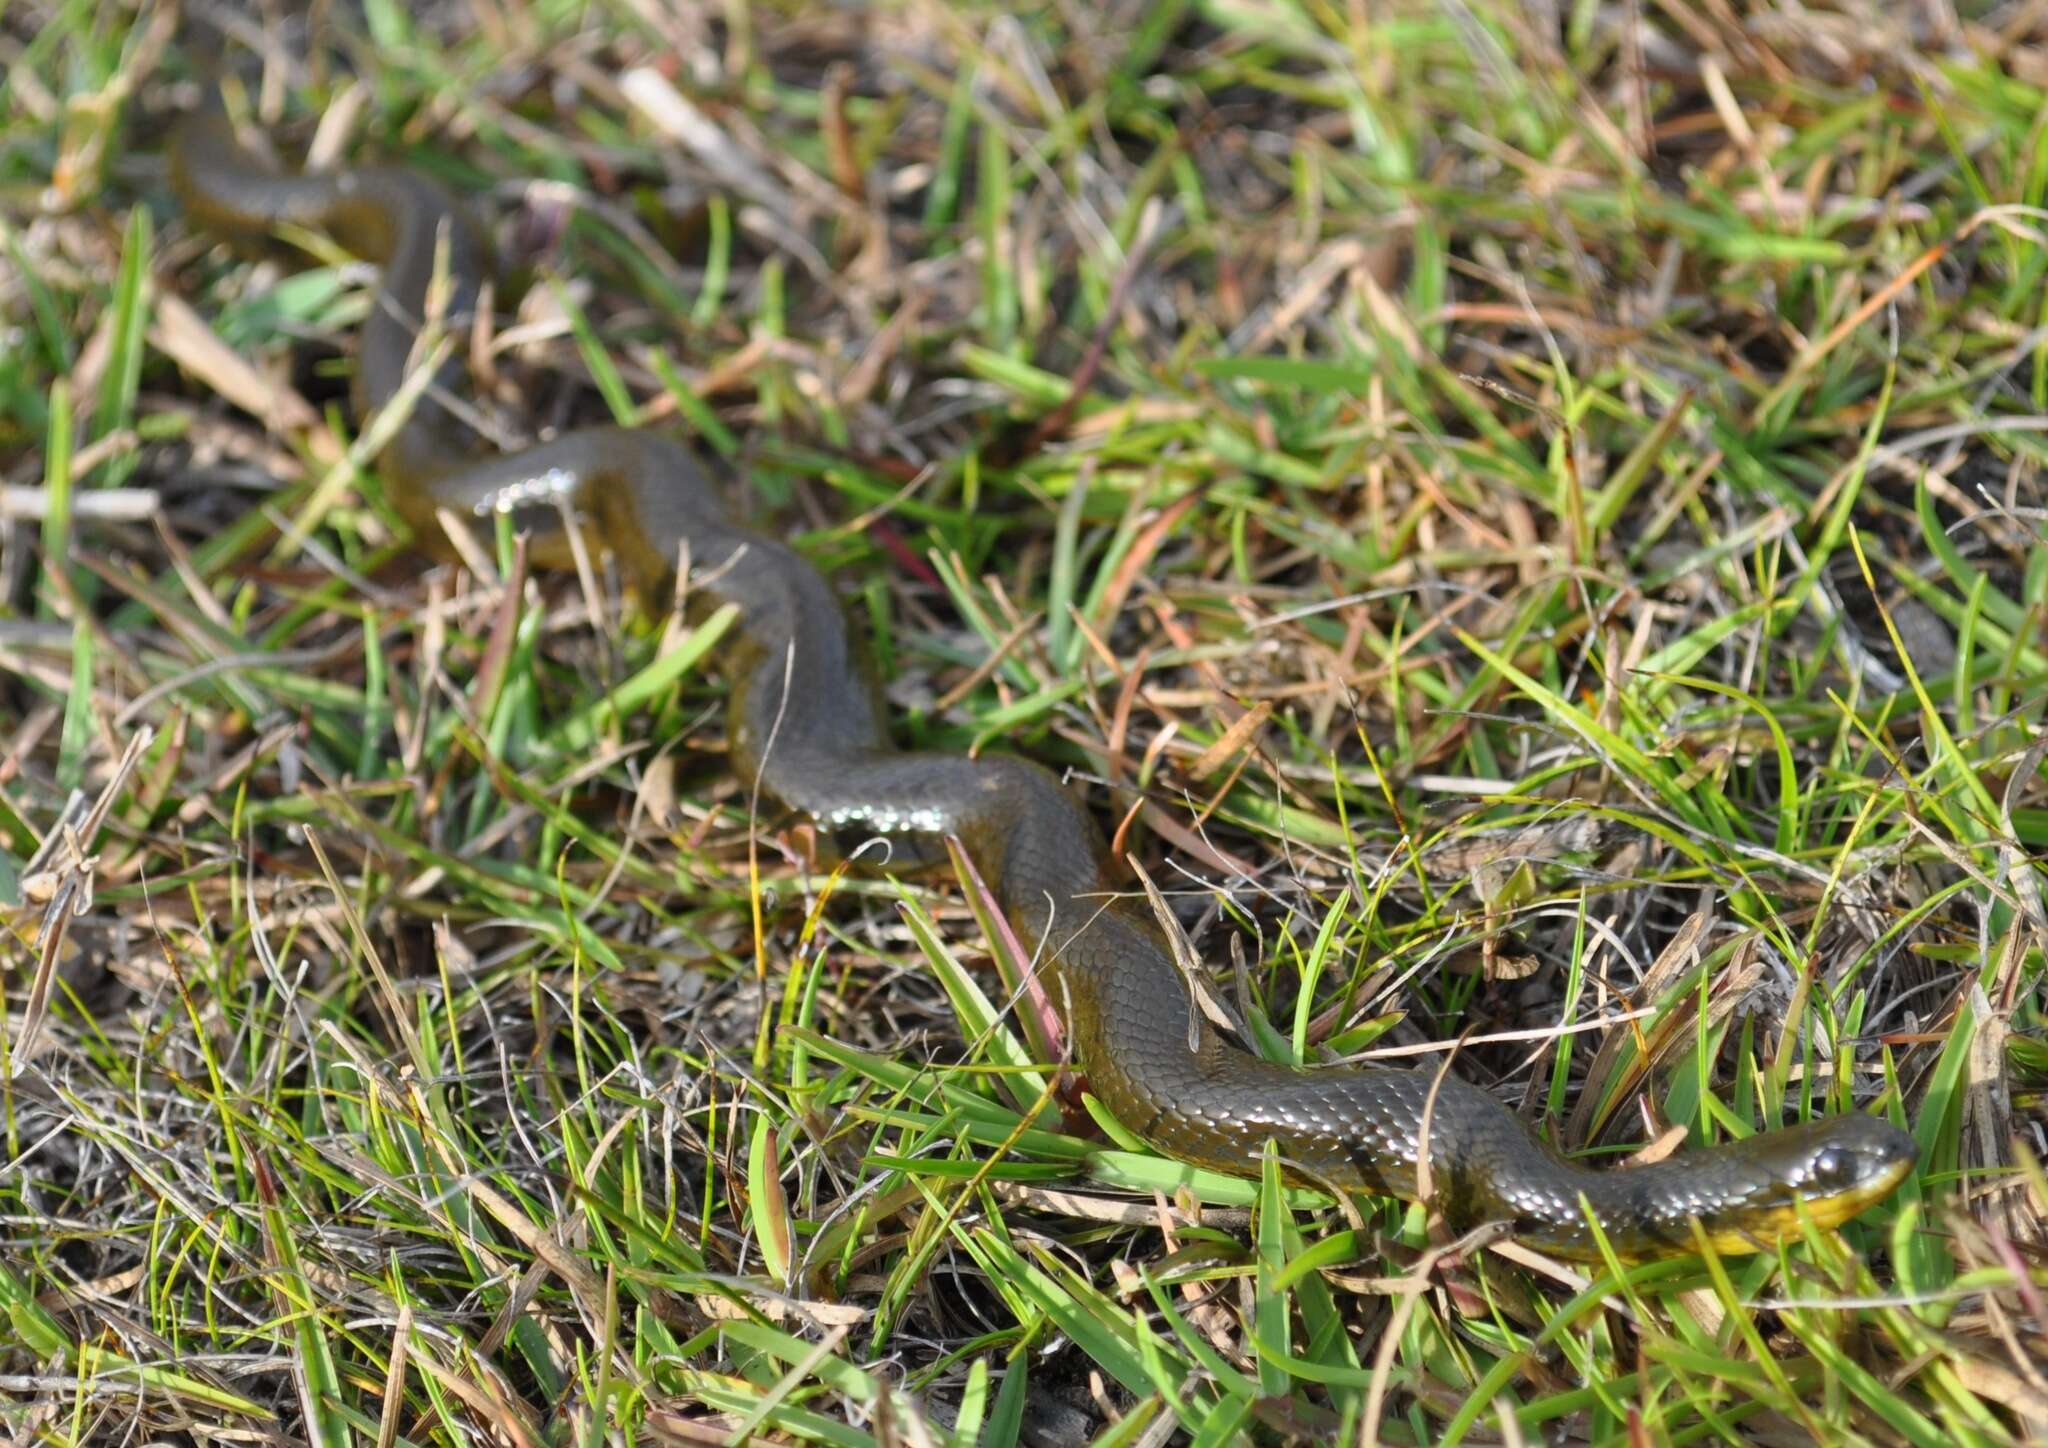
[163, 108, 1917, 1261]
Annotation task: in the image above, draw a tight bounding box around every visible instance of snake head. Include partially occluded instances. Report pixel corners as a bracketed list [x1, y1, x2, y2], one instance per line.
[1765, 1114, 1918, 1222]
[1520, 1112, 1920, 1260]
[1686, 1114, 1919, 1253]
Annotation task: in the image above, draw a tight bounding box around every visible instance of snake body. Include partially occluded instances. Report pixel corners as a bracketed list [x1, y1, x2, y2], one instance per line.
[166, 112, 1916, 1260]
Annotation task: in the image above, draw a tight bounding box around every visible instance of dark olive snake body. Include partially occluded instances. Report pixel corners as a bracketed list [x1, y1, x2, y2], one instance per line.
[165, 111, 1916, 1260]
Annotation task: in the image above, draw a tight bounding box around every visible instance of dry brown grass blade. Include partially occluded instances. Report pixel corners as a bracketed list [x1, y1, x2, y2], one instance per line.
[9, 728, 151, 1075]
[1564, 904, 1713, 1148]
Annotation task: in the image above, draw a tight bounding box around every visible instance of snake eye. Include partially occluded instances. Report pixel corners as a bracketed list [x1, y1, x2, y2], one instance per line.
[1808, 1146, 1856, 1188]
